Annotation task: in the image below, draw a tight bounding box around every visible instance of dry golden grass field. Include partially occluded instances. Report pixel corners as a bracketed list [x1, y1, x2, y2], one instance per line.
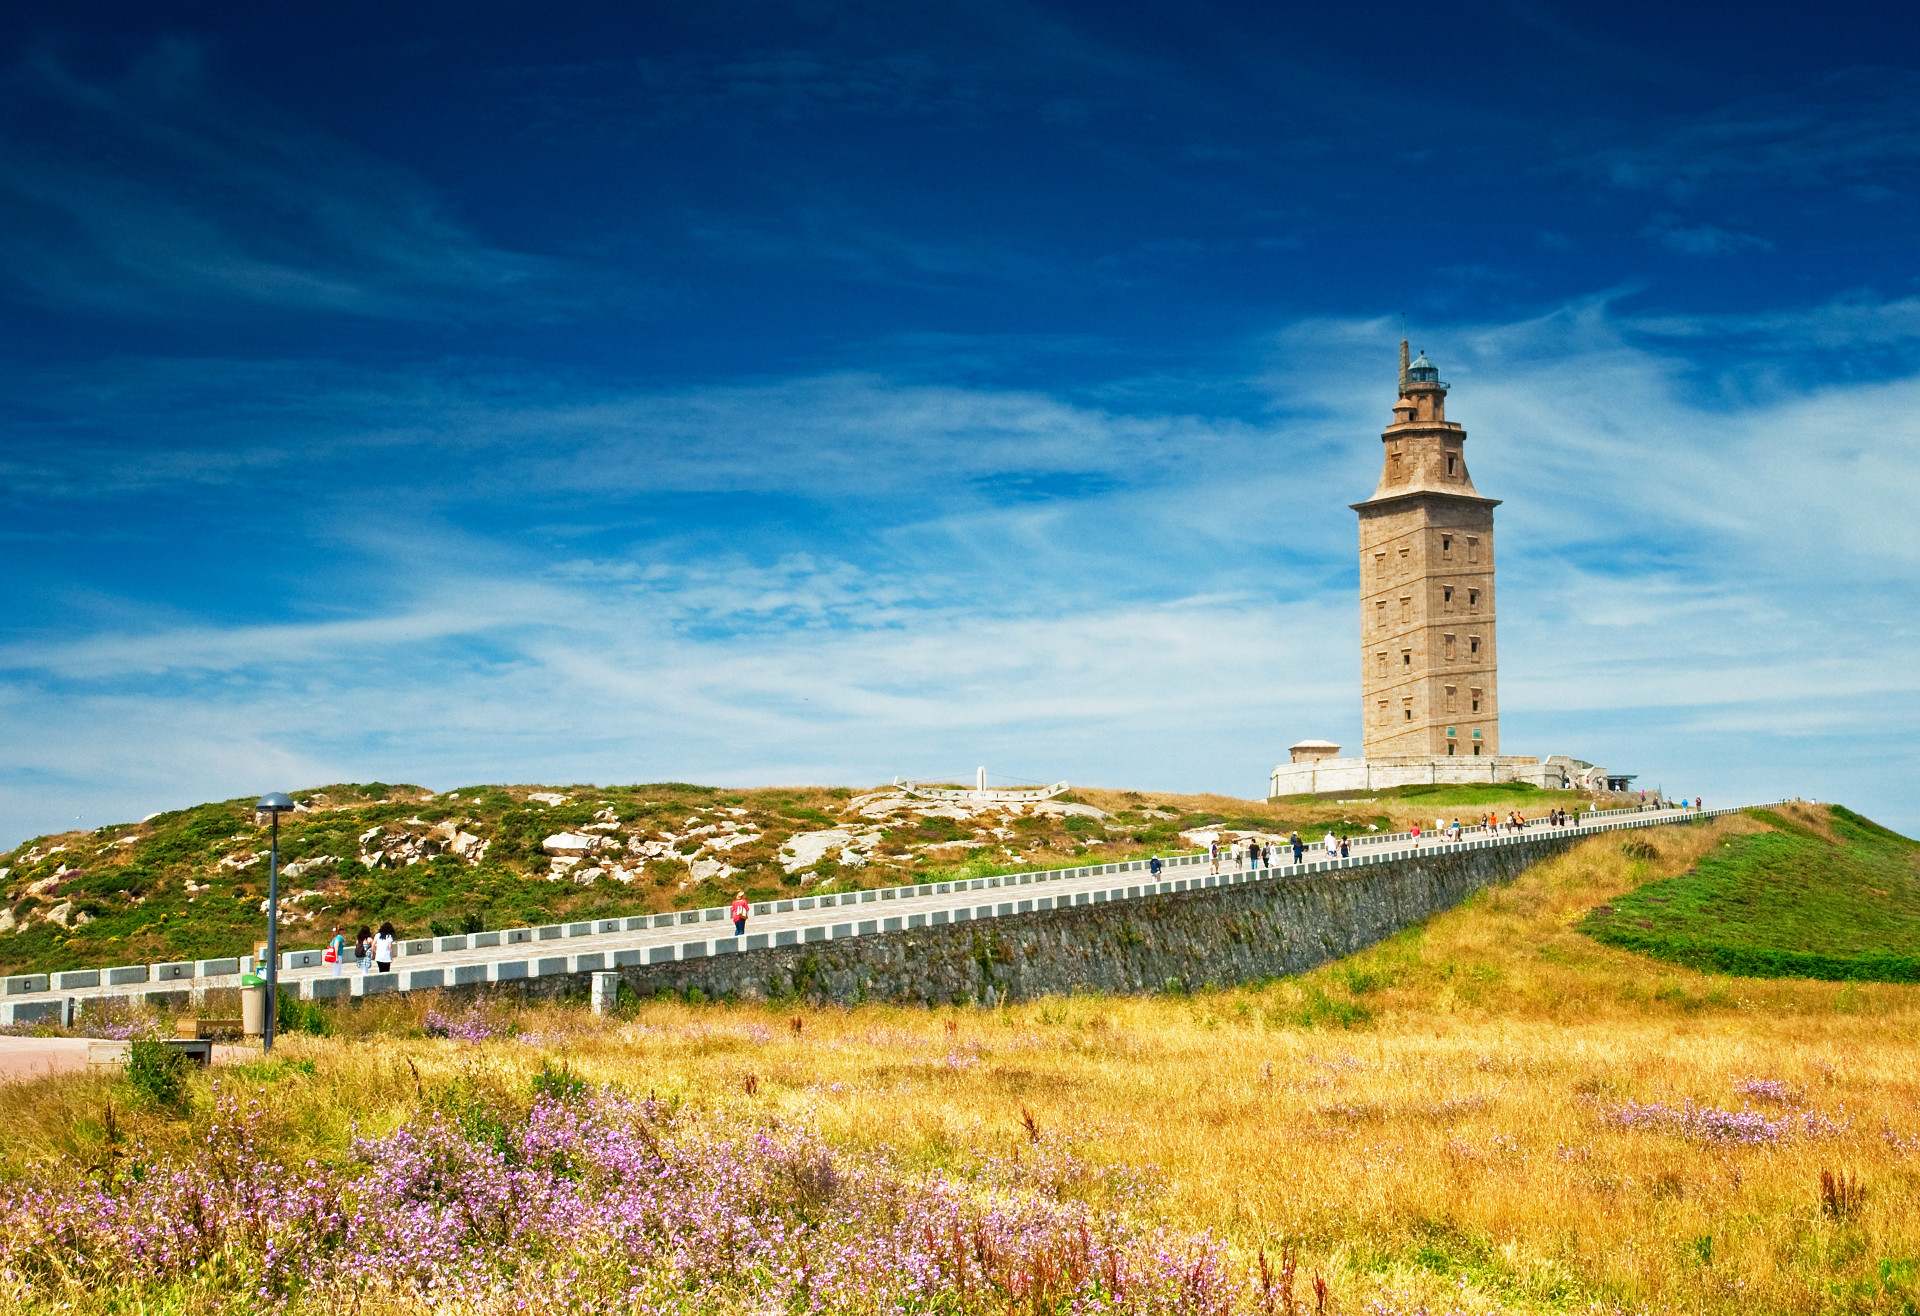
[4, 805, 1917, 1316]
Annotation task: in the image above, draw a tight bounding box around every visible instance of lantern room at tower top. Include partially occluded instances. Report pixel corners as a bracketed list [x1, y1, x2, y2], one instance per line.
[1267, 342, 1625, 800]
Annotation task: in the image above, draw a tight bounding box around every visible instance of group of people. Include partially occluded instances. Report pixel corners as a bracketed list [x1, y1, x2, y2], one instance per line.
[1204, 830, 1350, 875]
[325, 922, 397, 975]
[1404, 807, 1581, 846]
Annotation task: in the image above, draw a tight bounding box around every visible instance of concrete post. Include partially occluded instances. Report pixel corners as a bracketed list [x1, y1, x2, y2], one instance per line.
[590, 971, 620, 1016]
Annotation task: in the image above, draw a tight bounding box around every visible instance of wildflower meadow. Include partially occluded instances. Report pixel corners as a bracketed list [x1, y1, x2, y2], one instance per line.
[1, 811, 1917, 1315]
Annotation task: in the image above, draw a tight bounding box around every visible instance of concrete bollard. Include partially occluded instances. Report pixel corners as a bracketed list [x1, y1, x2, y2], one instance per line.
[590, 971, 621, 1016]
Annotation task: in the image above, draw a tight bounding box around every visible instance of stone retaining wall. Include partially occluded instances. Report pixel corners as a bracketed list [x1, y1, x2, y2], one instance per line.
[493, 828, 1580, 1007]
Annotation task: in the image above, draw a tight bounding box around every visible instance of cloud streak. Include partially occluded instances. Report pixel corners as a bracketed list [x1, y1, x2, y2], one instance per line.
[0, 39, 562, 319]
[4, 293, 1919, 844]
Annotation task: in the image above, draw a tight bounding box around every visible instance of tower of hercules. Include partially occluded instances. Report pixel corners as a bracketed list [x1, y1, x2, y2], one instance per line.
[1352, 343, 1499, 758]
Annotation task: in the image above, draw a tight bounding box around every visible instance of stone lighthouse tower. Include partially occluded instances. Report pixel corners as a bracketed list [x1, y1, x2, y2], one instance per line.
[1352, 343, 1500, 758]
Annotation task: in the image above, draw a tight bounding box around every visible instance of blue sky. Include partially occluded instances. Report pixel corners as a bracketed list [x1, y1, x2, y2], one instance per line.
[3, 1, 1918, 845]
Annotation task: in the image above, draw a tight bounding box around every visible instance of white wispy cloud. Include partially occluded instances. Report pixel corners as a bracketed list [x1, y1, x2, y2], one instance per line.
[0, 39, 563, 318]
[4, 293, 1918, 843]
[1641, 214, 1774, 257]
[1578, 67, 1920, 197]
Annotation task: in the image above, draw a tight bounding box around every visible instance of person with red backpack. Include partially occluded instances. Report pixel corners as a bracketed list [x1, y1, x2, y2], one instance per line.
[730, 891, 750, 936]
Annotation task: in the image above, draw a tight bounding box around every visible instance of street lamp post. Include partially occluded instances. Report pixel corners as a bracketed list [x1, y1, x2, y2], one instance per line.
[256, 793, 294, 1052]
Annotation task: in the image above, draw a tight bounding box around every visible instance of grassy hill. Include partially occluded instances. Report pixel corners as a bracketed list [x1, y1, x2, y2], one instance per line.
[8, 809, 1920, 1316]
[1, 779, 1575, 976]
[1581, 802, 1920, 980]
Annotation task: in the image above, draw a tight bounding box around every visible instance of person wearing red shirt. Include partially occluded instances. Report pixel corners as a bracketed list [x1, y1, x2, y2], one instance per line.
[729, 892, 749, 936]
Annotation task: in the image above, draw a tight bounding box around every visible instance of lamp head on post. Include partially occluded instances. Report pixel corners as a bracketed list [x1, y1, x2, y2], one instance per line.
[255, 793, 294, 1051]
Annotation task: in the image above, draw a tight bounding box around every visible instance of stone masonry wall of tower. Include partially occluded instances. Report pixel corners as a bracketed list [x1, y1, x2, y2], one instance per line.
[1351, 344, 1501, 758]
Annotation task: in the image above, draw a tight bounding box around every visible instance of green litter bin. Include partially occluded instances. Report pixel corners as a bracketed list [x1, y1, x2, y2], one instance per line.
[240, 972, 267, 1039]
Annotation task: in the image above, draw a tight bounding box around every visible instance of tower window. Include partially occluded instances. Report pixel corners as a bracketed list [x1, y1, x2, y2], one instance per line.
[1399, 596, 1411, 623]
[1403, 697, 1414, 721]
[1446, 452, 1458, 476]
[1376, 651, 1388, 678]
[1377, 699, 1389, 724]
[1473, 743, 1481, 756]
[1469, 635, 1480, 659]
[1443, 585, 1454, 612]
[1467, 536, 1480, 563]
[1468, 588, 1480, 610]
[1374, 599, 1386, 633]
[1448, 743, 1455, 755]
[1401, 649, 1412, 669]
[1444, 634, 1456, 661]
[1441, 534, 1453, 557]
[1445, 686, 1457, 712]
[1391, 453, 1402, 475]
[1374, 551, 1386, 579]
[1471, 688, 1482, 712]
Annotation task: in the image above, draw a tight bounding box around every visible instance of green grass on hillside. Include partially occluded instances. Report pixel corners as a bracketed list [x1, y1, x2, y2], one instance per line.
[0, 782, 1409, 976]
[1581, 803, 1920, 981]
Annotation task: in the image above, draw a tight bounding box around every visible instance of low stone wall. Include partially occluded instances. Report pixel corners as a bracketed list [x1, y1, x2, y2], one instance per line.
[1269, 754, 1571, 798]
[493, 828, 1583, 1007]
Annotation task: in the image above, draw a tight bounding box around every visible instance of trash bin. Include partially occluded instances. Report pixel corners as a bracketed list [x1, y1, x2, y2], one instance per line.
[240, 971, 267, 1039]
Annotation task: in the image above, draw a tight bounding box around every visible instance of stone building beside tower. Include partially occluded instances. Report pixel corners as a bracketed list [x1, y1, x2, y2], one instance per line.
[1269, 343, 1616, 799]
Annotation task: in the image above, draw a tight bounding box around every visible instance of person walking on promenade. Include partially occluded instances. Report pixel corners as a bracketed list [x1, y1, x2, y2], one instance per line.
[1338, 836, 1350, 859]
[356, 925, 373, 976]
[374, 922, 396, 973]
[327, 926, 348, 977]
[1409, 822, 1421, 848]
[730, 891, 750, 936]
[1324, 830, 1339, 859]
[1209, 839, 1220, 875]
[1149, 855, 1163, 881]
[1291, 831, 1305, 865]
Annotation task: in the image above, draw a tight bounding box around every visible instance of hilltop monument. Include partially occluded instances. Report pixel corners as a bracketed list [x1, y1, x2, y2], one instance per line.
[1269, 343, 1616, 798]
[1358, 341, 1499, 757]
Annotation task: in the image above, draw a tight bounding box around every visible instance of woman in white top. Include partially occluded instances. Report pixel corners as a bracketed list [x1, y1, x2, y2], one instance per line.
[374, 922, 396, 973]
[1323, 831, 1339, 858]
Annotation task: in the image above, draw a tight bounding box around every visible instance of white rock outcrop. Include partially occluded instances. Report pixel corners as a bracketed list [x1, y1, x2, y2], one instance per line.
[542, 833, 600, 857]
[687, 857, 736, 883]
[47, 901, 92, 929]
[1032, 802, 1108, 820]
[780, 828, 855, 873]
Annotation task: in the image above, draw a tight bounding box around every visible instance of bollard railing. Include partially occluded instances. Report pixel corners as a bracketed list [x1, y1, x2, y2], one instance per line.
[0, 801, 1764, 1022]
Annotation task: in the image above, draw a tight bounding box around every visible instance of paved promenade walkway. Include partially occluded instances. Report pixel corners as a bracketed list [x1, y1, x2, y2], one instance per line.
[3, 803, 1730, 1023]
